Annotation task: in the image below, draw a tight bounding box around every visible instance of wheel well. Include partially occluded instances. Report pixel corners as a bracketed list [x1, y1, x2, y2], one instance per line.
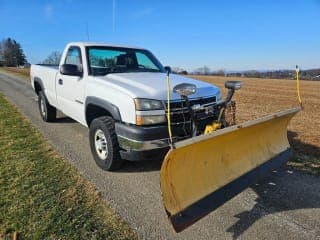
[86, 104, 113, 126]
[34, 81, 42, 95]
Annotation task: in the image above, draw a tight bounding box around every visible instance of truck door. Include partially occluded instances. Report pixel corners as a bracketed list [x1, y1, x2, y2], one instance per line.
[56, 46, 86, 124]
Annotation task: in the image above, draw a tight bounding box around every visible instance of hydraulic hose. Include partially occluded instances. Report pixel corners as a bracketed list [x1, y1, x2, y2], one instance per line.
[166, 73, 173, 147]
[295, 65, 302, 107]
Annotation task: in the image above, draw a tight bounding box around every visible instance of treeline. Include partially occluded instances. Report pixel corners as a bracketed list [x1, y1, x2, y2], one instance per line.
[174, 66, 320, 81]
[0, 38, 27, 67]
[225, 69, 320, 81]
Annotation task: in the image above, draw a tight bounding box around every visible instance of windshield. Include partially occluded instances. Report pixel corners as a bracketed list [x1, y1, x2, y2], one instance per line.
[86, 46, 165, 76]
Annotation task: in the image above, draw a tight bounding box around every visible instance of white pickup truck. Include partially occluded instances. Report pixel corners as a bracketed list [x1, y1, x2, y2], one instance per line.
[30, 42, 224, 170]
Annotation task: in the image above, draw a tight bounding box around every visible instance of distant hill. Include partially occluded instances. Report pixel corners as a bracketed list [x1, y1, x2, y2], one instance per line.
[187, 67, 320, 81]
[225, 69, 320, 81]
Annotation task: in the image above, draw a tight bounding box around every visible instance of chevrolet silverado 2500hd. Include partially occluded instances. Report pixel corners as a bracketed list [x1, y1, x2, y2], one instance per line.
[30, 42, 222, 170]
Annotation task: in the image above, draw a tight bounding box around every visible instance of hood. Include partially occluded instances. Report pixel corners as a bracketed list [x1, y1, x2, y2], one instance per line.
[97, 72, 220, 100]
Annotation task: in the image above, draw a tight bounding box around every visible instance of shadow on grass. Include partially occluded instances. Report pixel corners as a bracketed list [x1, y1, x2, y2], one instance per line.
[288, 130, 320, 158]
[288, 130, 320, 175]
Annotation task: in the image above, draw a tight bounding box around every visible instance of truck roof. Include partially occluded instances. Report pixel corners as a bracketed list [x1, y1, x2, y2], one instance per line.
[68, 42, 146, 50]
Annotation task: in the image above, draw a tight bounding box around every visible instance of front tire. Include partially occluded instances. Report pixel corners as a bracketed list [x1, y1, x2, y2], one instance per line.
[38, 91, 56, 122]
[89, 116, 123, 171]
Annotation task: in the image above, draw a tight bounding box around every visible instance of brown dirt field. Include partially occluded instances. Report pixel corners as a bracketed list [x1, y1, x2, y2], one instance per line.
[2, 67, 30, 77]
[190, 75, 319, 173]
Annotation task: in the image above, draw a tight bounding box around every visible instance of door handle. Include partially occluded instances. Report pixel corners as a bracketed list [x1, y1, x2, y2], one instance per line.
[58, 79, 63, 85]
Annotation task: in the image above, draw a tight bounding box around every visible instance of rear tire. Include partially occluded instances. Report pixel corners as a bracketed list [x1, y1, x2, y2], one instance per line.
[38, 91, 56, 122]
[89, 116, 123, 171]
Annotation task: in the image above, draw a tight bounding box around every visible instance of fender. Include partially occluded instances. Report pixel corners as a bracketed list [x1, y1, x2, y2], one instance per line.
[85, 96, 122, 122]
[33, 77, 45, 94]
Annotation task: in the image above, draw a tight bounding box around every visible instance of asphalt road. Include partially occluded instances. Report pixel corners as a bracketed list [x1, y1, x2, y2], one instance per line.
[0, 72, 319, 240]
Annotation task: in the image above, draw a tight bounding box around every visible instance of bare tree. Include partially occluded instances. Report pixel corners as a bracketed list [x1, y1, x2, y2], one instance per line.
[194, 66, 211, 75]
[42, 51, 61, 65]
[215, 69, 226, 76]
[172, 67, 188, 75]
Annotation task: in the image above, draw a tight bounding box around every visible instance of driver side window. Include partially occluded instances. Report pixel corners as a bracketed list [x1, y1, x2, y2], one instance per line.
[135, 52, 158, 70]
[65, 47, 82, 69]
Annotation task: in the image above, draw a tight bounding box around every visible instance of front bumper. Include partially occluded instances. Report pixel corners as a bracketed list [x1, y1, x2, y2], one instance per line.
[117, 135, 171, 151]
[115, 122, 188, 161]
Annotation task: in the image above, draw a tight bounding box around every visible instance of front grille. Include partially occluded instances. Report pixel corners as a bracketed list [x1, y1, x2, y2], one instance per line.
[168, 96, 216, 110]
[164, 96, 217, 124]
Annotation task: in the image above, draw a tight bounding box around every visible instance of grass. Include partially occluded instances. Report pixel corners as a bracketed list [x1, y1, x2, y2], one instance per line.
[0, 67, 30, 80]
[0, 94, 137, 239]
[288, 153, 320, 175]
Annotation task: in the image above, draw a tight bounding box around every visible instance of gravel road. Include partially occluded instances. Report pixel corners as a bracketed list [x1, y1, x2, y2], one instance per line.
[0, 72, 319, 240]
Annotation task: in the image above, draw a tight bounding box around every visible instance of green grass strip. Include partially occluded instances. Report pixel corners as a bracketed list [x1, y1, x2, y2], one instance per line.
[0, 94, 137, 239]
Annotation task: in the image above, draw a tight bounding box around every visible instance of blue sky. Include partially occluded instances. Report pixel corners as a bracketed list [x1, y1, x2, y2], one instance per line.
[0, 0, 319, 71]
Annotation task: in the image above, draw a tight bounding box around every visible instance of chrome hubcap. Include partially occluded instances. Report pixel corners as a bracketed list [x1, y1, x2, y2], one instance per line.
[40, 98, 46, 116]
[94, 129, 108, 160]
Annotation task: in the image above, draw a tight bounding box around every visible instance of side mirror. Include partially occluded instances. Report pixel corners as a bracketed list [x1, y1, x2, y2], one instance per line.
[60, 64, 82, 76]
[164, 66, 171, 75]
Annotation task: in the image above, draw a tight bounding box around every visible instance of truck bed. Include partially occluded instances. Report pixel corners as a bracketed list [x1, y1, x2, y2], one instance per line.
[36, 64, 59, 69]
[30, 64, 59, 107]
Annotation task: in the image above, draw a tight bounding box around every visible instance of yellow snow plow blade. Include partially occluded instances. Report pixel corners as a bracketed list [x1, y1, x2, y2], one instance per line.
[160, 107, 300, 232]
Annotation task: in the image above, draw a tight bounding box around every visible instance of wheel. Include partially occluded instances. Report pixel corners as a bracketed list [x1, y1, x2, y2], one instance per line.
[38, 91, 56, 122]
[89, 116, 123, 171]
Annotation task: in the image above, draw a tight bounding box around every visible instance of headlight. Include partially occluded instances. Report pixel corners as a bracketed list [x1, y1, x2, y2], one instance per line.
[134, 98, 164, 111]
[135, 98, 166, 125]
[136, 115, 166, 125]
[216, 91, 222, 101]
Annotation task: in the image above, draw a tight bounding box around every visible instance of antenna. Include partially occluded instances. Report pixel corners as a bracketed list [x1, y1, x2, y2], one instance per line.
[86, 22, 90, 41]
[113, 0, 115, 32]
